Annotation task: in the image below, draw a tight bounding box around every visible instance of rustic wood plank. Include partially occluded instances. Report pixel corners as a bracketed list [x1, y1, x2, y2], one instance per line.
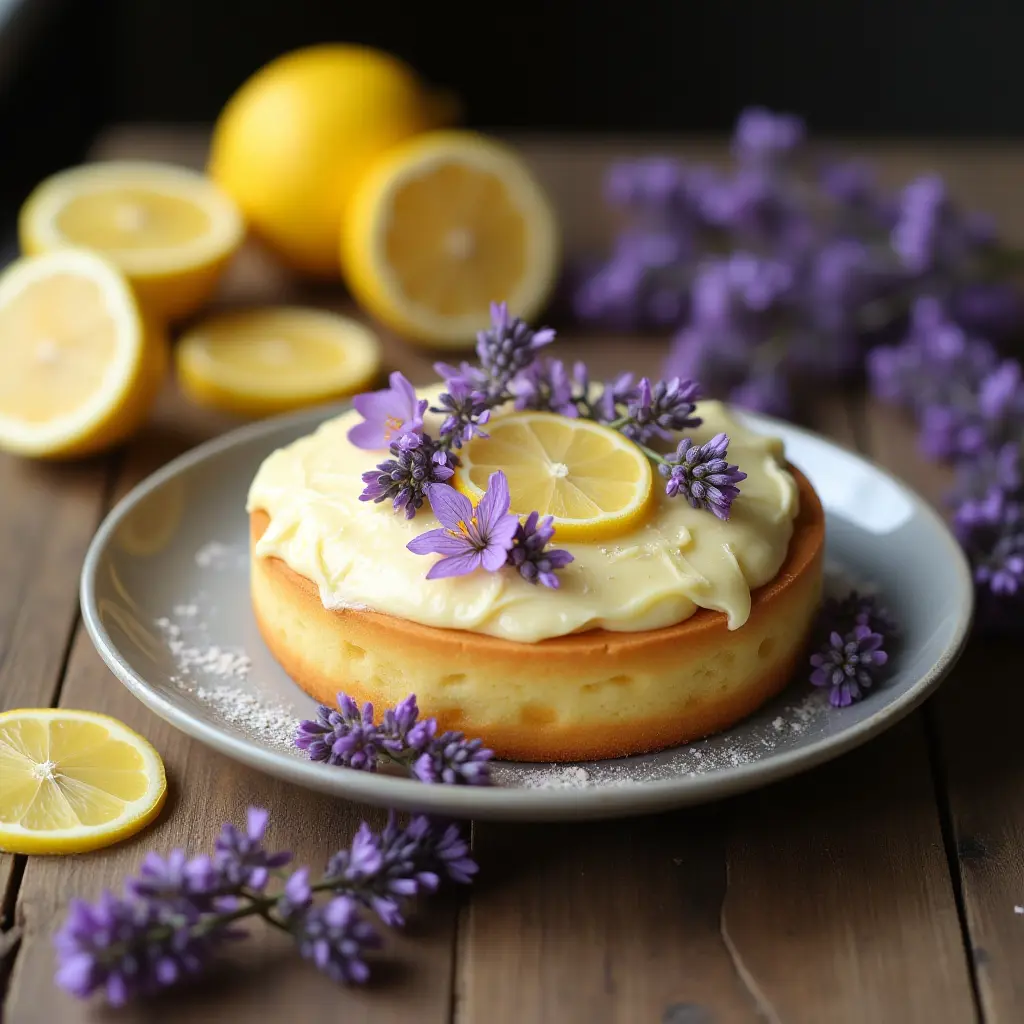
[3, 391, 461, 1024]
[860, 398, 1024, 1022]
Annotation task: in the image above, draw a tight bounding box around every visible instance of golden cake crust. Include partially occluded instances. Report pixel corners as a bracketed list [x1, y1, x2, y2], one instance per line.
[250, 468, 825, 762]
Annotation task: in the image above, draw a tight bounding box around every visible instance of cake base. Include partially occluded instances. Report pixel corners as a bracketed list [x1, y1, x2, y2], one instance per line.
[250, 468, 824, 762]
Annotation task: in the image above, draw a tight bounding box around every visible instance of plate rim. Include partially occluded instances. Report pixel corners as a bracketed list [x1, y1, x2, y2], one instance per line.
[80, 402, 975, 821]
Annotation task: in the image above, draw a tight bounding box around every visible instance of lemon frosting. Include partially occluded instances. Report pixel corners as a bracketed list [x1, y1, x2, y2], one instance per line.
[246, 392, 800, 643]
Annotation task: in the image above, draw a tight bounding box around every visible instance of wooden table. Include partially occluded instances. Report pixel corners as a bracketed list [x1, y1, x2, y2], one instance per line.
[1, 128, 1022, 1024]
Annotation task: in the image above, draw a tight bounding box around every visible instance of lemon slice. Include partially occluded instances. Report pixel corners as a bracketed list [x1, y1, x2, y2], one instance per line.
[454, 411, 653, 541]
[0, 708, 166, 855]
[175, 306, 383, 417]
[20, 161, 243, 321]
[340, 131, 559, 348]
[0, 249, 167, 459]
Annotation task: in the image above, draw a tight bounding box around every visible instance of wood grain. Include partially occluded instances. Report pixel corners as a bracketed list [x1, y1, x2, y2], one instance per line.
[860, 400, 1024, 1023]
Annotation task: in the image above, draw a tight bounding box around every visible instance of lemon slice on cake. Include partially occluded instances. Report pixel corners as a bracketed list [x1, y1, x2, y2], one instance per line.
[340, 131, 559, 348]
[0, 708, 166, 855]
[0, 249, 167, 459]
[20, 161, 243, 321]
[175, 306, 382, 417]
[454, 411, 653, 541]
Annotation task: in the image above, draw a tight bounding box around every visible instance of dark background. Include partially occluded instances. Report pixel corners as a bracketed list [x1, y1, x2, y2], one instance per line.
[3, 0, 1024, 212]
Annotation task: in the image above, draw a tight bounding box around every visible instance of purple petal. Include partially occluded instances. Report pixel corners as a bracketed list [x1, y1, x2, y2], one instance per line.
[407, 528, 472, 557]
[246, 807, 269, 842]
[346, 419, 389, 450]
[480, 541, 512, 572]
[424, 483, 474, 531]
[476, 471, 512, 531]
[425, 551, 484, 579]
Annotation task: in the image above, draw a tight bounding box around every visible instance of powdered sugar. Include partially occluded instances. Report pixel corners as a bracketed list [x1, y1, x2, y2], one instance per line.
[519, 766, 592, 789]
[195, 541, 246, 570]
[190, 684, 300, 751]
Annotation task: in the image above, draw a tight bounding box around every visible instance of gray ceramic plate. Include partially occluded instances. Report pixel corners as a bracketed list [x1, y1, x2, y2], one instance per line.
[81, 404, 973, 821]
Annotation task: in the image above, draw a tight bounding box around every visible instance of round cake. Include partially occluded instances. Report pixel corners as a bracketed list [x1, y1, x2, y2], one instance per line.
[247, 393, 824, 762]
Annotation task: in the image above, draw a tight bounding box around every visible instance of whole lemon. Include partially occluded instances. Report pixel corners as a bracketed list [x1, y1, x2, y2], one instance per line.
[209, 45, 445, 278]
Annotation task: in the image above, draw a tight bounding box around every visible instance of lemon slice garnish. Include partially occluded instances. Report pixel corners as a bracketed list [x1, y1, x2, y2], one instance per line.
[20, 160, 243, 321]
[0, 708, 167, 855]
[454, 411, 653, 542]
[340, 131, 559, 348]
[175, 306, 383, 418]
[0, 249, 167, 459]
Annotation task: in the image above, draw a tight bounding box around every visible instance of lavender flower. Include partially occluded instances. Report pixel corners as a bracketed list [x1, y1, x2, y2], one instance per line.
[475, 301, 555, 388]
[512, 357, 578, 417]
[412, 721, 495, 786]
[732, 107, 805, 165]
[213, 807, 291, 889]
[659, 433, 746, 519]
[955, 490, 1024, 598]
[431, 378, 492, 448]
[407, 471, 518, 579]
[348, 372, 428, 450]
[295, 695, 382, 770]
[360, 433, 457, 519]
[296, 693, 494, 786]
[810, 626, 889, 707]
[620, 376, 702, 444]
[55, 807, 477, 1005]
[289, 897, 379, 984]
[949, 442, 1023, 506]
[506, 511, 574, 588]
[325, 813, 475, 927]
[822, 590, 901, 640]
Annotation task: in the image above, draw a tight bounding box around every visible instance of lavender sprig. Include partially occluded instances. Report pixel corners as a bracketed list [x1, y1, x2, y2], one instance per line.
[54, 808, 474, 1006]
[296, 693, 494, 787]
[659, 432, 747, 520]
[808, 590, 898, 706]
[359, 433, 457, 519]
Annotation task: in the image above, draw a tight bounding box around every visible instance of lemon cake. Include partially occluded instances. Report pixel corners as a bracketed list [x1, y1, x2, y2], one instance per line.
[247, 375, 824, 762]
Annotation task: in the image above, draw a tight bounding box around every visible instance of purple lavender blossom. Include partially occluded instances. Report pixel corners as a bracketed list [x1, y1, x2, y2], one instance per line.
[810, 625, 889, 707]
[325, 813, 476, 927]
[659, 432, 746, 519]
[412, 721, 495, 786]
[378, 694, 425, 756]
[506, 511, 574, 588]
[53, 893, 214, 1006]
[620, 376, 702, 444]
[127, 850, 221, 914]
[949, 442, 1023, 506]
[295, 696, 382, 771]
[822, 591, 901, 641]
[213, 807, 292, 889]
[512, 357, 579, 416]
[955, 490, 1024, 599]
[360, 433, 457, 519]
[407, 472, 519, 579]
[475, 301, 555, 387]
[289, 897, 379, 984]
[431, 378, 492, 448]
[348, 372, 428, 450]
[732, 107, 805, 165]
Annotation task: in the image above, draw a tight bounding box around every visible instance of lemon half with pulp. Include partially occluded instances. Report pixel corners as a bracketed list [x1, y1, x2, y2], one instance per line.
[20, 161, 243, 321]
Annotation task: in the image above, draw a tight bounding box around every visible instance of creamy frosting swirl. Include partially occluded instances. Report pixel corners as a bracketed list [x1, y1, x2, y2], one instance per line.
[247, 393, 799, 643]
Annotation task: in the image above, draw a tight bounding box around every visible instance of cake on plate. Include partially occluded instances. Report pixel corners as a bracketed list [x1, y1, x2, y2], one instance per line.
[247, 305, 824, 762]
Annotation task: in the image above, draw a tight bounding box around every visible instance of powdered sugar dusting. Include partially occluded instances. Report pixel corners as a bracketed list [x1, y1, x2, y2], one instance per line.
[195, 541, 246, 570]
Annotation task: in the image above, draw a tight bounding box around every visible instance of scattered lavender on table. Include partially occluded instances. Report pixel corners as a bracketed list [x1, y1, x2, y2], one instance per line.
[575, 108, 1024, 421]
[54, 808, 475, 1006]
[296, 692, 494, 786]
[808, 591, 898, 706]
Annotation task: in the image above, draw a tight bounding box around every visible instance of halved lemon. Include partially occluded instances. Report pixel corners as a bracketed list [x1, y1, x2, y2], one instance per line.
[20, 161, 244, 321]
[175, 306, 383, 417]
[0, 708, 166, 855]
[340, 131, 559, 348]
[454, 411, 653, 542]
[0, 249, 167, 459]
